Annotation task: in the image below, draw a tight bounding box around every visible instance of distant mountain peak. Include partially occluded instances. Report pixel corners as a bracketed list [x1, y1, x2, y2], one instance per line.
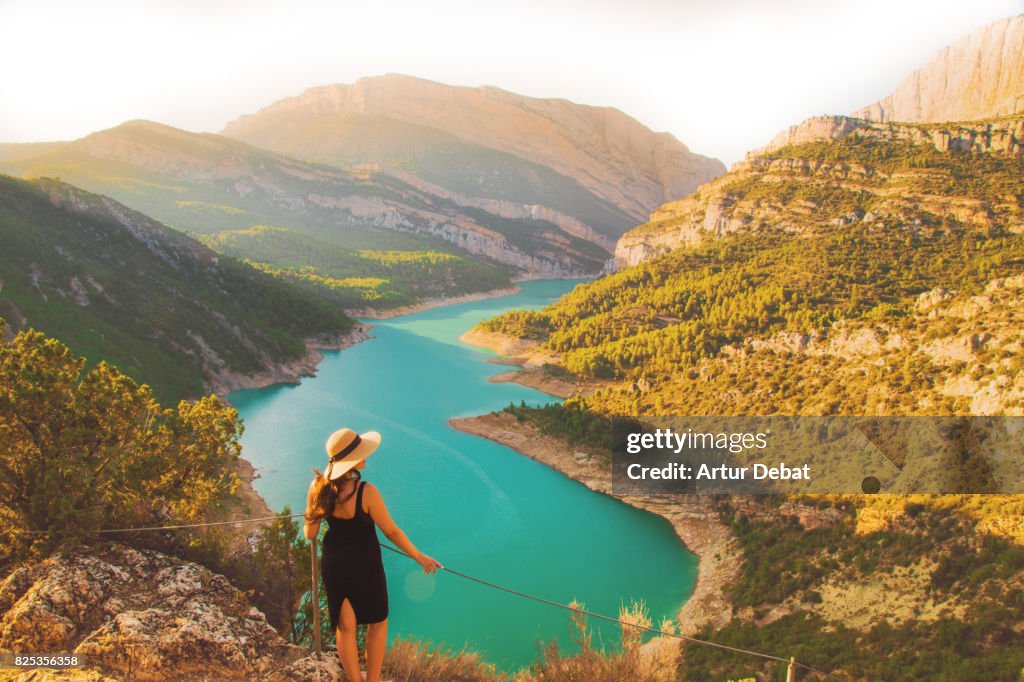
[223, 75, 725, 232]
[854, 14, 1024, 123]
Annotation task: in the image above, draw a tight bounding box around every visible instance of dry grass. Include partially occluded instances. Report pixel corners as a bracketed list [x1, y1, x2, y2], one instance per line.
[518, 600, 680, 682]
[383, 638, 506, 682]
[371, 600, 683, 682]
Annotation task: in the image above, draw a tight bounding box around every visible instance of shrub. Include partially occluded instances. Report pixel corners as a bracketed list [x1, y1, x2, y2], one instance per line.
[0, 327, 242, 570]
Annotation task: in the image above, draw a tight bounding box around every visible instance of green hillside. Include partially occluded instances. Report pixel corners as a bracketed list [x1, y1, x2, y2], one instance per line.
[200, 226, 510, 309]
[482, 131, 1024, 415]
[2, 123, 437, 237]
[0, 121, 609, 279]
[0, 174, 353, 402]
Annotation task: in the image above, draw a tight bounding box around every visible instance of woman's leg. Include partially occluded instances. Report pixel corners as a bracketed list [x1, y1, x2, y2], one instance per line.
[364, 618, 388, 682]
[336, 598, 364, 682]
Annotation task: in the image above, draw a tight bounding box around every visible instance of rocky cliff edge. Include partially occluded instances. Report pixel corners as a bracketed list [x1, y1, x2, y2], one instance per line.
[0, 544, 339, 681]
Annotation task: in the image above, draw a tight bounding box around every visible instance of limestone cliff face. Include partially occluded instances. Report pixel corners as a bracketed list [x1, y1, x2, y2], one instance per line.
[223, 74, 726, 229]
[612, 115, 1024, 269]
[377, 168, 617, 252]
[723, 276, 1024, 417]
[0, 544, 339, 681]
[613, 15, 1024, 270]
[751, 114, 1024, 157]
[853, 14, 1024, 123]
[307, 192, 597, 277]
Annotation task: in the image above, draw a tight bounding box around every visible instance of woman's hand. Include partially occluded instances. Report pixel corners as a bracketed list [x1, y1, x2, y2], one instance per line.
[415, 551, 443, 574]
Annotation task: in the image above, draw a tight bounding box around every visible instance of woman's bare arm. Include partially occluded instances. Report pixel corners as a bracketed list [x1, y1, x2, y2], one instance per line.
[363, 483, 441, 573]
[303, 479, 321, 541]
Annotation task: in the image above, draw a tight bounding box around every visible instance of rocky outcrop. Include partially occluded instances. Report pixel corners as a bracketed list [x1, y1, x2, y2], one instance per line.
[854, 14, 1024, 123]
[751, 114, 1024, 158]
[0, 544, 339, 681]
[611, 115, 1024, 269]
[223, 74, 726, 227]
[377, 169, 616, 253]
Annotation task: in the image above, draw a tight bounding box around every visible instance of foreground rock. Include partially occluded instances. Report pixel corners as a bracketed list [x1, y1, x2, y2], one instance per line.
[0, 544, 339, 681]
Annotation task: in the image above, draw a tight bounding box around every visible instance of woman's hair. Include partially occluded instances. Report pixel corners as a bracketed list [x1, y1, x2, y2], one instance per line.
[305, 468, 362, 522]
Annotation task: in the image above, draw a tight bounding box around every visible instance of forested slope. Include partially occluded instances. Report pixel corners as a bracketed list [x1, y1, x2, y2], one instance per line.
[483, 122, 1024, 416]
[0, 175, 353, 402]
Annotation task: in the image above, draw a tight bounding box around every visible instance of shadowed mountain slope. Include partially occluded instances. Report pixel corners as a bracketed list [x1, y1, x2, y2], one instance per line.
[0, 174, 354, 402]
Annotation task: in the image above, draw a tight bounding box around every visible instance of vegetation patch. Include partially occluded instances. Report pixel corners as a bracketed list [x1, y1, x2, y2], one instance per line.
[203, 226, 511, 309]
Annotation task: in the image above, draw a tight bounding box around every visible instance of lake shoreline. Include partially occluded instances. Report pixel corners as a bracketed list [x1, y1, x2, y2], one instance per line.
[449, 411, 740, 636]
[488, 368, 609, 399]
[219, 284, 532, 403]
[454, 326, 734, 632]
[210, 325, 374, 401]
[348, 285, 523, 320]
[209, 455, 277, 556]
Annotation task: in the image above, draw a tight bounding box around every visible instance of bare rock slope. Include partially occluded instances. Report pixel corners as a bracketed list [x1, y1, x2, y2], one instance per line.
[854, 14, 1024, 123]
[223, 74, 726, 235]
[0, 544, 338, 681]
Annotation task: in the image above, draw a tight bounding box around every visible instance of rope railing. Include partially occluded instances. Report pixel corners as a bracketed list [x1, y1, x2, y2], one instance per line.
[11, 513, 845, 680]
[12, 513, 307, 535]
[380, 543, 843, 681]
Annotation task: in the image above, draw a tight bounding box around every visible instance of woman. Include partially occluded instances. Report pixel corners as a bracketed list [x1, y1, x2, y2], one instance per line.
[304, 427, 441, 682]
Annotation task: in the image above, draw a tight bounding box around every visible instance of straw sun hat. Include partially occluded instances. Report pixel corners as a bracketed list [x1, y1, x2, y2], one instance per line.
[324, 427, 381, 480]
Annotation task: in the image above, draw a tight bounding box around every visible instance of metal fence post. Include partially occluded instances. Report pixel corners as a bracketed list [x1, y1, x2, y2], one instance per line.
[311, 537, 322, 657]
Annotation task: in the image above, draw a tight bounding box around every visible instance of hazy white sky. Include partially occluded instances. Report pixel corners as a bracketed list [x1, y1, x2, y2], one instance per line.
[1, 0, 1021, 164]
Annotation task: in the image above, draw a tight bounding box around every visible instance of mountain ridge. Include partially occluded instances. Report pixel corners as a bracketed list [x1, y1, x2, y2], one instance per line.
[612, 114, 1024, 269]
[222, 73, 726, 233]
[2, 120, 607, 278]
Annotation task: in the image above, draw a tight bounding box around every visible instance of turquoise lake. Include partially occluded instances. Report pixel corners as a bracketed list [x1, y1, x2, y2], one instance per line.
[229, 280, 697, 671]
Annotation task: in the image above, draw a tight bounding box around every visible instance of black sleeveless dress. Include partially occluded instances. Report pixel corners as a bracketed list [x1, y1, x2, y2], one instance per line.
[321, 480, 389, 627]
